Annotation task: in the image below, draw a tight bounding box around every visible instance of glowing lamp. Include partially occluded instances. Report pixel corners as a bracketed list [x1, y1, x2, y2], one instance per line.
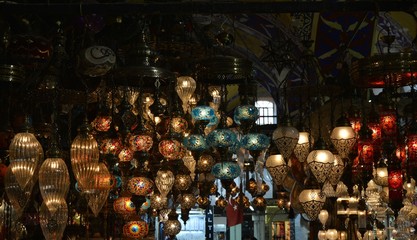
[330, 116, 356, 159]
[265, 152, 288, 186]
[272, 119, 299, 161]
[299, 188, 326, 221]
[307, 140, 334, 184]
[176, 76, 196, 112]
[294, 131, 311, 162]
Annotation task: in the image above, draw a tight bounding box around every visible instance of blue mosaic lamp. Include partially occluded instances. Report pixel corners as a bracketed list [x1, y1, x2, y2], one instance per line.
[206, 128, 238, 149]
[211, 161, 241, 180]
[183, 134, 208, 152]
[234, 104, 259, 134]
[241, 133, 270, 151]
[191, 105, 216, 123]
[241, 132, 270, 162]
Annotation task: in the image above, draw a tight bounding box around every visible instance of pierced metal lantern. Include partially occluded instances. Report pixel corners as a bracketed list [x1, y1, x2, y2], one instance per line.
[265, 153, 288, 186]
[164, 210, 182, 239]
[330, 116, 356, 159]
[174, 174, 192, 191]
[215, 196, 228, 208]
[155, 169, 175, 198]
[150, 192, 168, 210]
[299, 188, 326, 221]
[211, 161, 241, 180]
[180, 193, 197, 209]
[197, 154, 215, 173]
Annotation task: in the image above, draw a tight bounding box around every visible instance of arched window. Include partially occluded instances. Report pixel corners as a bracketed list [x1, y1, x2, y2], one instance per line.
[255, 99, 277, 125]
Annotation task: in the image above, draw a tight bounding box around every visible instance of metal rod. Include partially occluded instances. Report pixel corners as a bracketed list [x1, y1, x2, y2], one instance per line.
[0, 1, 414, 15]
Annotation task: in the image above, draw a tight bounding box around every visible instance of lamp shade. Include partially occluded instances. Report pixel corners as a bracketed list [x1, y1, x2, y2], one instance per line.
[240, 133, 270, 151]
[206, 128, 238, 149]
[38, 157, 70, 215]
[180, 193, 197, 209]
[129, 134, 153, 152]
[299, 188, 326, 221]
[307, 149, 334, 184]
[326, 229, 338, 240]
[233, 104, 259, 125]
[71, 128, 99, 191]
[234, 104, 259, 133]
[86, 163, 112, 217]
[150, 192, 168, 210]
[265, 153, 288, 186]
[174, 174, 192, 191]
[158, 139, 186, 160]
[39, 201, 68, 240]
[197, 154, 215, 172]
[191, 105, 215, 122]
[318, 209, 329, 227]
[123, 219, 149, 239]
[127, 176, 154, 196]
[330, 117, 356, 159]
[328, 154, 344, 186]
[164, 210, 182, 239]
[113, 195, 136, 217]
[211, 161, 241, 180]
[380, 108, 397, 137]
[9, 132, 44, 189]
[294, 131, 311, 162]
[272, 123, 299, 161]
[176, 76, 196, 112]
[155, 169, 175, 197]
[183, 134, 208, 152]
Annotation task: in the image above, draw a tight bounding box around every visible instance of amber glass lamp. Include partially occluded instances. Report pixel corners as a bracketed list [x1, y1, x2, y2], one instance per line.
[9, 116, 44, 189]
